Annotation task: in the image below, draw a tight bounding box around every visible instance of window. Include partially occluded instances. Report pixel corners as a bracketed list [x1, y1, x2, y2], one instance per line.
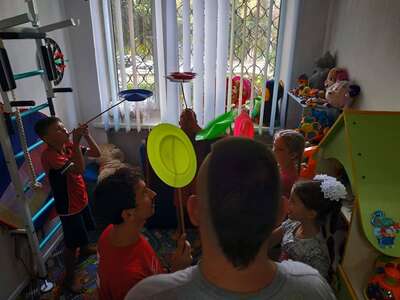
[102, 0, 281, 130]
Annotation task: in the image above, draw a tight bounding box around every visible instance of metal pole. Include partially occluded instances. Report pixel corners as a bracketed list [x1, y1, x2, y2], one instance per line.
[238, 2, 248, 113]
[114, 0, 130, 132]
[258, 0, 274, 134]
[127, 0, 140, 132]
[227, 0, 236, 111]
[268, 0, 287, 135]
[249, 0, 261, 115]
[0, 90, 47, 278]
[26, 0, 56, 116]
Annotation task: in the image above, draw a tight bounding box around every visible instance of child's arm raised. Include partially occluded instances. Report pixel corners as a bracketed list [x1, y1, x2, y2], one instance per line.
[81, 125, 101, 158]
[68, 125, 86, 174]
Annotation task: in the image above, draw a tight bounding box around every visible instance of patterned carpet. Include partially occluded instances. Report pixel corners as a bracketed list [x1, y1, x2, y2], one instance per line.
[21, 228, 200, 300]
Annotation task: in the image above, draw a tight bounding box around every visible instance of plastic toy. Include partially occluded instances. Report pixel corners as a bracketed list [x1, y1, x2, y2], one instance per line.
[147, 123, 197, 189]
[371, 210, 400, 249]
[250, 96, 262, 119]
[233, 110, 254, 139]
[298, 115, 322, 143]
[300, 146, 319, 179]
[196, 110, 236, 141]
[366, 256, 400, 300]
[167, 72, 196, 109]
[298, 109, 336, 143]
[297, 73, 309, 87]
[83, 89, 152, 126]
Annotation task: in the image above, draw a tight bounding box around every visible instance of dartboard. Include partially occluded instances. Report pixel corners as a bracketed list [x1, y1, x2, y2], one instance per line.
[45, 38, 65, 86]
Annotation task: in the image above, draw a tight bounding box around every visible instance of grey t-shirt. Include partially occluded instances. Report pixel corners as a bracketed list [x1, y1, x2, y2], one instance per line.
[124, 260, 336, 300]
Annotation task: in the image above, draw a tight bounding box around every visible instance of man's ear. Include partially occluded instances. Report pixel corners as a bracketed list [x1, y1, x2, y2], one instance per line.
[121, 208, 135, 222]
[187, 194, 200, 226]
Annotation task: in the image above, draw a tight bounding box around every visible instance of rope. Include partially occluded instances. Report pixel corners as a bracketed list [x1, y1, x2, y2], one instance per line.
[11, 90, 41, 190]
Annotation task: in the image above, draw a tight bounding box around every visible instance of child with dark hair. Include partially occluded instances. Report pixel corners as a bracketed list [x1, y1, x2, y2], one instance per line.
[95, 167, 192, 300]
[269, 175, 347, 279]
[34, 117, 101, 292]
[272, 129, 305, 220]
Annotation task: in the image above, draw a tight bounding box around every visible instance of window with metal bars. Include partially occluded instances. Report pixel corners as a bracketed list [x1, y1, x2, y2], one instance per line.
[104, 0, 281, 130]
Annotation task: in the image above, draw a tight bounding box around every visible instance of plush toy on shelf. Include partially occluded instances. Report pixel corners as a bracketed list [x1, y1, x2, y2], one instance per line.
[249, 79, 284, 126]
[325, 81, 361, 109]
[227, 75, 252, 108]
[324, 67, 349, 88]
[308, 51, 336, 90]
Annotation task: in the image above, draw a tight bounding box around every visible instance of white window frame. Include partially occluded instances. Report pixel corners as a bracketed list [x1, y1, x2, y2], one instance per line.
[93, 0, 292, 134]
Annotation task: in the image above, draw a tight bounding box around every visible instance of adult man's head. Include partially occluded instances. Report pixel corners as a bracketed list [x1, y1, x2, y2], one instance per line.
[94, 167, 157, 227]
[188, 137, 280, 269]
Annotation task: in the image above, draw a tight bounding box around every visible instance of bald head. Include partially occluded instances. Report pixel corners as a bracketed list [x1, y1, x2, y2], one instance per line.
[195, 137, 280, 269]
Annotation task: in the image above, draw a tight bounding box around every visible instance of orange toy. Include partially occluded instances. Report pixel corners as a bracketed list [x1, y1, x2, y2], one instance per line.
[300, 146, 319, 179]
[366, 256, 400, 299]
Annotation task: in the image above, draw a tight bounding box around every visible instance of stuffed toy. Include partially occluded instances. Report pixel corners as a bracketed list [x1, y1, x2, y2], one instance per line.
[324, 68, 349, 88]
[96, 143, 130, 182]
[227, 76, 252, 108]
[325, 81, 360, 109]
[262, 79, 283, 125]
[308, 52, 336, 90]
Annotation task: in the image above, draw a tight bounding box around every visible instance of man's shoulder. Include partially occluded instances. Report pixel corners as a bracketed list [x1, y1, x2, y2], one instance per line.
[279, 260, 321, 276]
[124, 266, 197, 300]
[277, 261, 336, 299]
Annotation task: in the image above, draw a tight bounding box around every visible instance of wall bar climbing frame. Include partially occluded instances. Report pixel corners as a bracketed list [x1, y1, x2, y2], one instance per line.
[0, 13, 33, 30]
[14, 70, 44, 80]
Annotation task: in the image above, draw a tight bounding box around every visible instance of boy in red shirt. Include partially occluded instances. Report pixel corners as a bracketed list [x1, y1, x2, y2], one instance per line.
[94, 167, 192, 300]
[35, 117, 101, 292]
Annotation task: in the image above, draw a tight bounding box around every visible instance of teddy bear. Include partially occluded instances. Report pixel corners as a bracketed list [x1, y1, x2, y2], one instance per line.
[95, 143, 130, 182]
[324, 68, 349, 88]
[308, 52, 336, 90]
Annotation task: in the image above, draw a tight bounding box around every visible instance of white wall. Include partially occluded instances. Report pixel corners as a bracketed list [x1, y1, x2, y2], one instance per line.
[279, 0, 332, 125]
[0, 1, 98, 298]
[1, 0, 80, 130]
[326, 0, 400, 111]
[289, 0, 332, 88]
[62, 0, 107, 143]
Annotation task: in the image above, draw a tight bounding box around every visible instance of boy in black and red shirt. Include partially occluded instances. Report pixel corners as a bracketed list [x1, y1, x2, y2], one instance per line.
[35, 117, 100, 292]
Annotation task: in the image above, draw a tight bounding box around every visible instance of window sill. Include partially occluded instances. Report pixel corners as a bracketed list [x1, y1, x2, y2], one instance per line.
[94, 121, 277, 134]
[93, 121, 159, 131]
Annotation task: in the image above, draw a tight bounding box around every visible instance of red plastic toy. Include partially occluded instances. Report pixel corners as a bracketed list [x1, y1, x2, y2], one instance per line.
[300, 146, 319, 179]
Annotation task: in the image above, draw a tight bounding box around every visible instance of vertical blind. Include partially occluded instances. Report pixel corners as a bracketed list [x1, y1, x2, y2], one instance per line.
[102, 0, 285, 131]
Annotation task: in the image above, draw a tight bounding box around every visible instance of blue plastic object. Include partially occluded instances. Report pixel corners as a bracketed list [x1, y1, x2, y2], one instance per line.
[118, 89, 153, 102]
